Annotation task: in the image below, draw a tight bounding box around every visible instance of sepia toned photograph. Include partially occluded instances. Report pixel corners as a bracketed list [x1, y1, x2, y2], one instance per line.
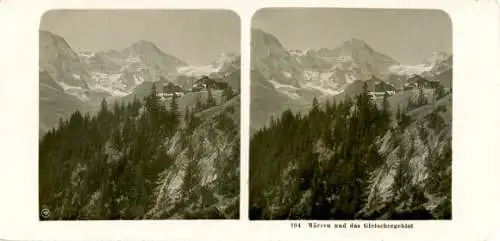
[250, 8, 452, 220]
[39, 10, 240, 220]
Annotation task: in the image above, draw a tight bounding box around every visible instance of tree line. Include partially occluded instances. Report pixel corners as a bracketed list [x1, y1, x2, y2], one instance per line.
[39, 83, 240, 219]
[249, 83, 451, 220]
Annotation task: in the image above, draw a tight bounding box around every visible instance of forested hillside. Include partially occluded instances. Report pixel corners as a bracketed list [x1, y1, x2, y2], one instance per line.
[39, 84, 240, 219]
[249, 83, 451, 220]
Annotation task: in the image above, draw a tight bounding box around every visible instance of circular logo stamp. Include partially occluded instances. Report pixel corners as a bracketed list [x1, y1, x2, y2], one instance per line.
[40, 208, 51, 219]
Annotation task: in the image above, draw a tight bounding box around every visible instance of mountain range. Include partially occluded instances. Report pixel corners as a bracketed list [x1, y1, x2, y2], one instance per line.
[250, 28, 452, 132]
[39, 30, 240, 135]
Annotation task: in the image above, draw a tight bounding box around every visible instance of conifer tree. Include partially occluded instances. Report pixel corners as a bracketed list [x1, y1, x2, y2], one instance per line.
[417, 87, 428, 107]
[145, 83, 164, 122]
[382, 92, 390, 115]
[310, 96, 320, 123]
[100, 98, 109, 114]
[169, 93, 180, 127]
[312, 96, 319, 111]
[131, 95, 142, 116]
[207, 88, 216, 108]
[113, 101, 122, 122]
[58, 117, 65, 129]
[381, 92, 391, 129]
[195, 96, 203, 112]
[434, 84, 445, 100]
[396, 105, 401, 121]
[223, 86, 234, 102]
[184, 107, 190, 126]
[98, 98, 111, 127]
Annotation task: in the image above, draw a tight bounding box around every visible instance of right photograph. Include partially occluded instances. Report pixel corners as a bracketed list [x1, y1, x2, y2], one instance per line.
[249, 8, 452, 220]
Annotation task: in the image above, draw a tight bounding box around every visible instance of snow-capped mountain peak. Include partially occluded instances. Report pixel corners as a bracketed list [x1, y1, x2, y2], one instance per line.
[177, 52, 240, 77]
[176, 65, 220, 77]
[39, 30, 91, 89]
[423, 51, 450, 67]
[389, 51, 451, 76]
[288, 48, 313, 57]
[341, 37, 373, 50]
[251, 28, 304, 87]
[40, 31, 193, 102]
[211, 52, 239, 69]
[127, 40, 163, 54]
[79, 51, 97, 59]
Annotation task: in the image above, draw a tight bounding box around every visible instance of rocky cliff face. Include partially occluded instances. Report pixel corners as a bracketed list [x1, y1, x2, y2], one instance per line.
[358, 94, 451, 219]
[251, 28, 305, 88]
[145, 99, 240, 219]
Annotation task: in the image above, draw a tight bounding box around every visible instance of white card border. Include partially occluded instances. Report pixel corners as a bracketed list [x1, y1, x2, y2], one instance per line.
[0, 0, 499, 240]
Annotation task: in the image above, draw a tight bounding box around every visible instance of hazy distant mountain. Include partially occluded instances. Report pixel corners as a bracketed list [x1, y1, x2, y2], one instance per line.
[289, 38, 398, 91]
[250, 28, 452, 132]
[436, 68, 452, 88]
[178, 52, 240, 78]
[389, 52, 452, 78]
[251, 69, 302, 132]
[343, 75, 396, 97]
[78, 39, 188, 97]
[212, 53, 240, 71]
[124, 40, 188, 70]
[39, 70, 88, 136]
[80, 51, 122, 72]
[252, 29, 401, 103]
[295, 38, 398, 82]
[39, 30, 240, 134]
[224, 68, 242, 91]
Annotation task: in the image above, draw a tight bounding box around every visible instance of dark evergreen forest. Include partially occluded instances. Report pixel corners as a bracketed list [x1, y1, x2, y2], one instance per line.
[249, 83, 452, 220]
[39, 84, 240, 220]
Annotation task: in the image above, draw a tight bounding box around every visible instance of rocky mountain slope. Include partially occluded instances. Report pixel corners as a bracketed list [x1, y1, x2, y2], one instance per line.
[251, 28, 305, 88]
[40, 31, 91, 89]
[358, 93, 451, 219]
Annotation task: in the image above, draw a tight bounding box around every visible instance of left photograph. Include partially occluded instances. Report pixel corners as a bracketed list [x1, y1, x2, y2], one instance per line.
[39, 10, 241, 220]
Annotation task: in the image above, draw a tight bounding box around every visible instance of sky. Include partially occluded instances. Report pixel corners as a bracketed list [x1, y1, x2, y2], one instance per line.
[40, 10, 240, 65]
[252, 8, 452, 64]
